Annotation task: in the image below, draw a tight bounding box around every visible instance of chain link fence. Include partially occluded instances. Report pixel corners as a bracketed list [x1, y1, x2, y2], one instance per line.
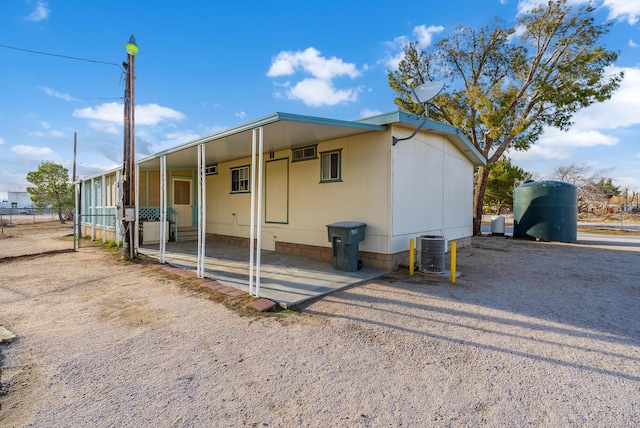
[0, 207, 81, 260]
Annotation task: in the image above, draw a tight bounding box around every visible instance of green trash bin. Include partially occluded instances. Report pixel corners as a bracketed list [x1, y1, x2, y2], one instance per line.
[326, 222, 367, 271]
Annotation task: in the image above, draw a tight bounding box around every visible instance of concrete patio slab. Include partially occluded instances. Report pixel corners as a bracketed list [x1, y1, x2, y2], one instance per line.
[140, 239, 387, 308]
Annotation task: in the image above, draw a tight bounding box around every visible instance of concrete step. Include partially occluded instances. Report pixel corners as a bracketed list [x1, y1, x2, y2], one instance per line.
[176, 226, 198, 242]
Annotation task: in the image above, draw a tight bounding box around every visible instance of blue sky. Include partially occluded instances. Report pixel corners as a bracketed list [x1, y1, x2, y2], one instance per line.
[1, 0, 639, 202]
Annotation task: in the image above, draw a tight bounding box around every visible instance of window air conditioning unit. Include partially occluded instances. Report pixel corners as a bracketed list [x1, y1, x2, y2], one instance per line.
[205, 164, 218, 175]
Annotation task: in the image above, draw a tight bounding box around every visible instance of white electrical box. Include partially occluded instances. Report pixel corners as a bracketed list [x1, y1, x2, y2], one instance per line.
[124, 207, 135, 222]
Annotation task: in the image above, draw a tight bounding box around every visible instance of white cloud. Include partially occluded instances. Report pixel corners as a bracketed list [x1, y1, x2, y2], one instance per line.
[235, 111, 247, 119]
[0, 138, 5, 145]
[510, 128, 619, 161]
[73, 103, 123, 123]
[570, 65, 640, 131]
[139, 130, 202, 155]
[26, 1, 50, 22]
[508, 24, 527, 43]
[11, 144, 55, 158]
[267, 47, 360, 80]
[164, 131, 200, 144]
[27, 121, 65, 138]
[509, 65, 640, 190]
[516, 0, 544, 14]
[267, 47, 362, 107]
[615, 175, 640, 192]
[383, 25, 444, 70]
[288, 78, 359, 107]
[517, 0, 584, 14]
[72, 102, 185, 127]
[38, 86, 77, 101]
[603, 0, 640, 25]
[510, 65, 640, 163]
[630, 39, 639, 48]
[413, 25, 445, 49]
[359, 108, 383, 119]
[87, 121, 120, 135]
[137, 104, 185, 125]
[383, 35, 410, 70]
[517, 0, 639, 24]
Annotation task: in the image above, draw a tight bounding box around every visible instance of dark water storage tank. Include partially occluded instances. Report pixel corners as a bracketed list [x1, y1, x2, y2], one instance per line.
[513, 181, 577, 242]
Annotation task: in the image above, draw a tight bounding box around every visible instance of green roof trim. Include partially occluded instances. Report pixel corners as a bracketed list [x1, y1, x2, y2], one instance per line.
[358, 111, 486, 166]
[275, 112, 386, 131]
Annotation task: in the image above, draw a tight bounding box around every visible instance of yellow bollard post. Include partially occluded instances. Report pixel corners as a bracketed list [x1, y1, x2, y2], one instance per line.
[409, 238, 415, 276]
[450, 241, 457, 284]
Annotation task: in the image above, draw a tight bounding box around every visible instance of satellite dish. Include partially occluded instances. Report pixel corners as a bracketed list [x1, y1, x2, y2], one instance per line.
[410, 80, 444, 104]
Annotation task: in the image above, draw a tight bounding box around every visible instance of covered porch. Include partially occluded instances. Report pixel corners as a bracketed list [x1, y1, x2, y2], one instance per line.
[139, 239, 387, 308]
[135, 112, 388, 304]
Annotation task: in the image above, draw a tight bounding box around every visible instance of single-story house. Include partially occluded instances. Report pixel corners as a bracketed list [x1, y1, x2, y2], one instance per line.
[0, 191, 32, 210]
[78, 110, 484, 272]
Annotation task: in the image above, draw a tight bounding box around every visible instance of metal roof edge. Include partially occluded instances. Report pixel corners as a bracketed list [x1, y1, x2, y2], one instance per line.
[275, 112, 385, 131]
[358, 110, 486, 166]
[78, 166, 120, 182]
[136, 112, 386, 165]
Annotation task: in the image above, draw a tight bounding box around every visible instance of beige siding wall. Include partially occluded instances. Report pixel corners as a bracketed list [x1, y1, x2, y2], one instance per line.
[137, 126, 473, 259]
[390, 126, 474, 253]
[204, 131, 391, 253]
[442, 150, 474, 238]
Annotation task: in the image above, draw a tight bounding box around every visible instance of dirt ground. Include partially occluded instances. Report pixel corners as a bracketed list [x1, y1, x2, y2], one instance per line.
[1, 236, 639, 427]
[0, 221, 77, 259]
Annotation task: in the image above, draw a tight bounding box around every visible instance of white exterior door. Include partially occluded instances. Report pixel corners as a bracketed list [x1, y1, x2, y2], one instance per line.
[172, 178, 192, 227]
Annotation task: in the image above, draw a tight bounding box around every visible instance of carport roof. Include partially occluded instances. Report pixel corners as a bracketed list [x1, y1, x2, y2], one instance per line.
[82, 110, 485, 180]
[137, 112, 386, 170]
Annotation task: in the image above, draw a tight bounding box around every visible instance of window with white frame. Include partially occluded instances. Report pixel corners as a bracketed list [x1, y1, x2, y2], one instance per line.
[231, 165, 250, 193]
[320, 149, 342, 182]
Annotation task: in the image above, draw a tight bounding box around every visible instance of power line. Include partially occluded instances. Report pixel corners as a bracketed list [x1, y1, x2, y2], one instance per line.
[0, 43, 122, 68]
[79, 97, 124, 100]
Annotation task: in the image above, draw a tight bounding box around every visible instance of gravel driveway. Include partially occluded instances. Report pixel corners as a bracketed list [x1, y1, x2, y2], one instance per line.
[1, 236, 639, 427]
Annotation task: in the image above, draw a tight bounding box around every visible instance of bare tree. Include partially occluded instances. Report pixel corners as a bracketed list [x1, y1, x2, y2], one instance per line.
[548, 163, 618, 212]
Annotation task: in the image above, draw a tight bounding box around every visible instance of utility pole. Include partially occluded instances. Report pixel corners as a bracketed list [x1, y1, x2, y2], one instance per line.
[72, 132, 77, 182]
[121, 35, 138, 260]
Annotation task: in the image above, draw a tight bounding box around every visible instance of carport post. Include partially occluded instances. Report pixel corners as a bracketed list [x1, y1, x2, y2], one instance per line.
[249, 130, 256, 295]
[197, 144, 206, 278]
[249, 127, 264, 297]
[159, 155, 167, 264]
[91, 177, 96, 240]
[255, 127, 263, 297]
[74, 180, 80, 251]
[102, 174, 107, 243]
